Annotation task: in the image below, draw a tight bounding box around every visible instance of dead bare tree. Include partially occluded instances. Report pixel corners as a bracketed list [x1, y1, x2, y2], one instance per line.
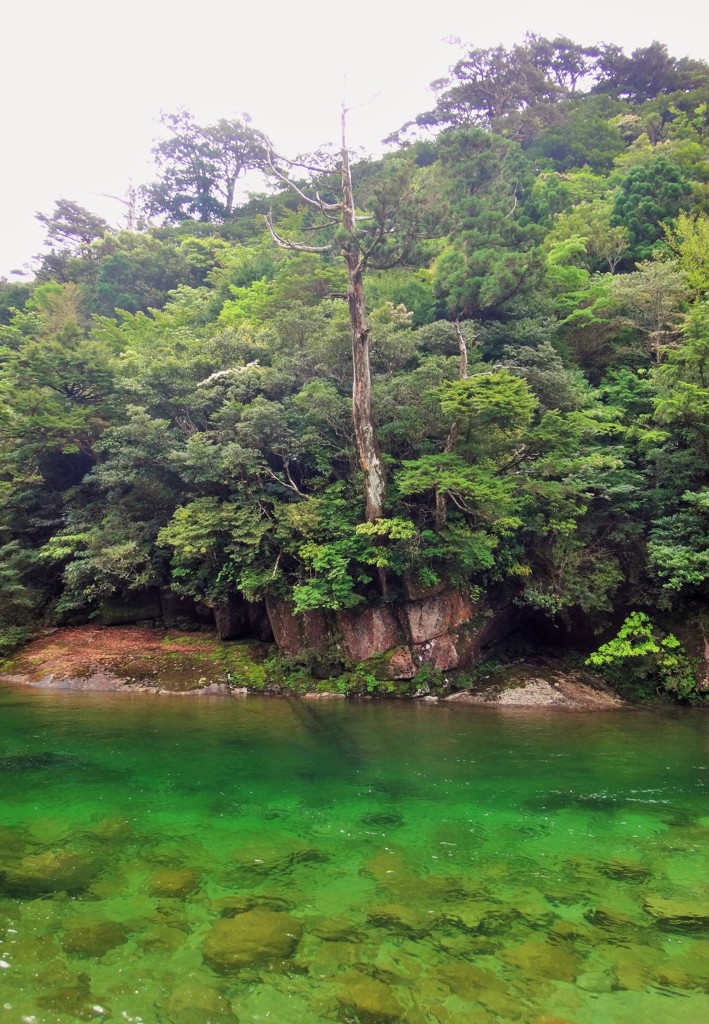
[435, 320, 472, 529]
[265, 106, 421, 525]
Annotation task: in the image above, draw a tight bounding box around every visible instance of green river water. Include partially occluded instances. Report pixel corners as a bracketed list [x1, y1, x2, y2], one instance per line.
[0, 686, 708, 1024]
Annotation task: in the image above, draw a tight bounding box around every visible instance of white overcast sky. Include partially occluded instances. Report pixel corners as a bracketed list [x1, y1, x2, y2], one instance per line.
[1, 0, 707, 277]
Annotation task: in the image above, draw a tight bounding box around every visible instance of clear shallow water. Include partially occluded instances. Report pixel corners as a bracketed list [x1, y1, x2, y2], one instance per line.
[0, 687, 708, 1024]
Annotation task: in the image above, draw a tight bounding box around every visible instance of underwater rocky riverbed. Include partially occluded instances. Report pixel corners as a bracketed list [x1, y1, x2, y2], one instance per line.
[0, 686, 708, 1024]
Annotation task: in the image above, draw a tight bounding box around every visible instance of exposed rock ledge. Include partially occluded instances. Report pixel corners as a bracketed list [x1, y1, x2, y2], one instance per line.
[444, 662, 624, 711]
[0, 671, 244, 697]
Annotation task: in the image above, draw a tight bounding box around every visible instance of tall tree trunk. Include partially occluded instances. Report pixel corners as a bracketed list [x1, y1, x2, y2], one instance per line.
[341, 109, 386, 524]
[225, 175, 236, 217]
[435, 321, 469, 530]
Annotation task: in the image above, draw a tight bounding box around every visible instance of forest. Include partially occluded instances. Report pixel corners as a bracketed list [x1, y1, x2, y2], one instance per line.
[1, 36, 708, 700]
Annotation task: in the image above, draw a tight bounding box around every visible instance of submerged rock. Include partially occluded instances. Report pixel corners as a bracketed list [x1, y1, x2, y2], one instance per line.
[213, 894, 292, 917]
[360, 850, 415, 884]
[440, 904, 488, 934]
[360, 811, 405, 829]
[36, 968, 103, 1021]
[0, 850, 99, 897]
[85, 817, 133, 842]
[311, 913, 366, 943]
[367, 901, 434, 937]
[229, 838, 328, 879]
[576, 970, 614, 993]
[0, 825, 29, 858]
[161, 980, 237, 1024]
[61, 918, 129, 957]
[148, 867, 199, 898]
[643, 895, 709, 930]
[597, 858, 652, 882]
[202, 909, 303, 973]
[138, 924, 188, 953]
[500, 938, 580, 984]
[309, 939, 363, 975]
[336, 970, 406, 1023]
[436, 962, 520, 1018]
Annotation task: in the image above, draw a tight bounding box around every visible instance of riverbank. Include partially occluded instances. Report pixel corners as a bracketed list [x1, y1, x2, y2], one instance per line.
[0, 624, 626, 709]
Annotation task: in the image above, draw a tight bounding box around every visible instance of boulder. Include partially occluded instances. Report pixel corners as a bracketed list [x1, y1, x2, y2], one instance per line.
[262, 586, 517, 679]
[401, 575, 448, 602]
[398, 588, 473, 645]
[213, 596, 250, 640]
[265, 597, 330, 657]
[385, 646, 416, 679]
[337, 605, 403, 662]
[413, 634, 459, 671]
[202, 909, 302, 972]
[453, 601, 517, 666]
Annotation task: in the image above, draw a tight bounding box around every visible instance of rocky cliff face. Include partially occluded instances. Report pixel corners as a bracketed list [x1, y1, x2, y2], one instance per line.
[264, 586, 514, 680]
[88, 582, 517, 683]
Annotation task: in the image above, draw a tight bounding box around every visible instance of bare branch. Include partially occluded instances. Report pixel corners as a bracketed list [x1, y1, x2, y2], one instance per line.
[453, 320, 469, 379]
[301, 218, 338, 231]
[264, 211, 332, 254]
[263, 463, 310, 499]
[448, 491, 476, 514]
[345, 89, 383, 113]
[282, 155, 337, 175]
[506, 187, 518, 219]
[267, 151, 341, 212]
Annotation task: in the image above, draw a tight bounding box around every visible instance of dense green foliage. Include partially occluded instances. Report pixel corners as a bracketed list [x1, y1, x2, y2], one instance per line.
[586, 612, 698, 700]
[2, 36, 708, 694]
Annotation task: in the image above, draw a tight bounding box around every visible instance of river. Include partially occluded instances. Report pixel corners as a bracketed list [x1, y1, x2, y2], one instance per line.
[1, 686, 708, 1023]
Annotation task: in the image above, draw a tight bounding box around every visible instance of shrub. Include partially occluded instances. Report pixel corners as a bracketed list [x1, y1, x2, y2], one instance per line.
[586, 611, 698, 701]
[0, 626, 31, 660]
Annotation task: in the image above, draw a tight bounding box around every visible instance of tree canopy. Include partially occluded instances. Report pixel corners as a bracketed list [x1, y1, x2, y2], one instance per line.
[2, 36, 709, 698]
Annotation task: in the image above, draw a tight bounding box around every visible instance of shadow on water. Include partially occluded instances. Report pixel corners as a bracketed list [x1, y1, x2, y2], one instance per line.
[0, 751, 128, 783]
[283, 697, 371, 782]
[0, 751, 90, 772]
